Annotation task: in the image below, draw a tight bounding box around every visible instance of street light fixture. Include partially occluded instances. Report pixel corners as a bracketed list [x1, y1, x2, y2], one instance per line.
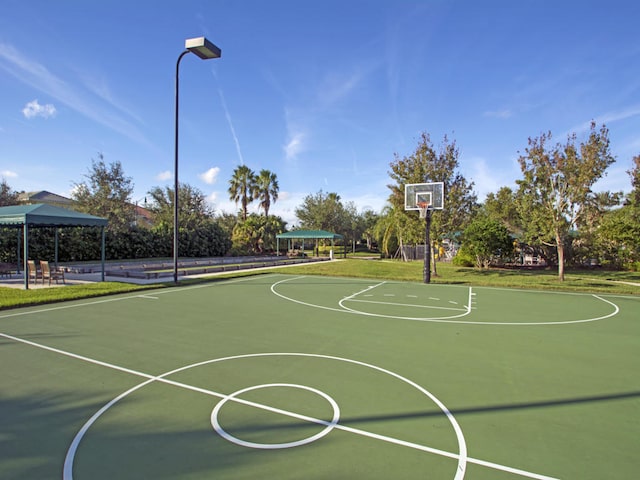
[174, 36, 221, 284]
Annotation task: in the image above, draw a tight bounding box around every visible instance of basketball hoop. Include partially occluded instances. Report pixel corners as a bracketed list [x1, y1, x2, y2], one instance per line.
[417, 201, 430, 219]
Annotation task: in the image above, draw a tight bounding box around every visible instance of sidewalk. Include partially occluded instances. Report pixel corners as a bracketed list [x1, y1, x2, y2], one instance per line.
[0, 257, 340, 289]
[1, 271, 177, 289]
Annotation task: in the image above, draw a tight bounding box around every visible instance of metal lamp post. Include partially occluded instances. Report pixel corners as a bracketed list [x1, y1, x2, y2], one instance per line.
[174, 37, 221, 284]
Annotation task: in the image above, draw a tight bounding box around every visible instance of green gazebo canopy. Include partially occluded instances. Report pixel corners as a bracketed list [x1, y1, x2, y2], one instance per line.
[0, 204, 108, 227]
[0, 204, 107, 289]
[276, 229, 344, 240]
[276, 229, 343, 256]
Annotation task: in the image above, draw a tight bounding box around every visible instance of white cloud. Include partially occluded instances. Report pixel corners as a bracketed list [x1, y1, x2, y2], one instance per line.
[284, 131, 306, 161]
[215, 83, 245, 165]
[267, 190, 320, 227]
[465, 156, 520, 201]
[156, 170, 172, 181]
[1, 170, 18, 178]
[278, 191, 291, 201]
[342, 192, 387, 214]
[212, 193, 238, 216]
[0, 42, 151, 146]
[22, 99, 56, 119]
[318, 69, 364, 107]
[569, 104, 640, 135]
[593, 163, 632, 194]
[199, 167, 220, 185]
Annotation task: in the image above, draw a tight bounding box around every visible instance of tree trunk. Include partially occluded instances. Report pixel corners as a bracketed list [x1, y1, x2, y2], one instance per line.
[556, 233, 565, 281]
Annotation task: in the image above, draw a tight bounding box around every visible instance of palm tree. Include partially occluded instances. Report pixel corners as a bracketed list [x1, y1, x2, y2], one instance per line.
[228, 165, 257, 221]
[255, 169, 279, 217]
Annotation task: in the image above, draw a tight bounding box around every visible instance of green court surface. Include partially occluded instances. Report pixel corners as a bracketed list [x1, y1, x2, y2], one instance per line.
[1, 274, 638, 479]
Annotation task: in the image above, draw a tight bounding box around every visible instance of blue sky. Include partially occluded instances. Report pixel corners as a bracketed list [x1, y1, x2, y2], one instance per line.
[1, 0, 639, 226]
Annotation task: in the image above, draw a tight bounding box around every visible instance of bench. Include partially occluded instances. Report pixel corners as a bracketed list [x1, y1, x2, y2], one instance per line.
[0, 262, 16, 278]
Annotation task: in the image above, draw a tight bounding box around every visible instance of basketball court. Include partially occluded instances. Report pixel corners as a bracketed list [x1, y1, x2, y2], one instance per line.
[1, 274, 638, 479]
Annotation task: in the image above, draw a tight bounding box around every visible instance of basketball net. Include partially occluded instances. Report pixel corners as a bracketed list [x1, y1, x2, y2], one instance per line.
[417, 201, 430, 219]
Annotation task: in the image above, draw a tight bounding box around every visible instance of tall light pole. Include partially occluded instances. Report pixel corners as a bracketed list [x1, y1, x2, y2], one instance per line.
[174, 37, 221, 284]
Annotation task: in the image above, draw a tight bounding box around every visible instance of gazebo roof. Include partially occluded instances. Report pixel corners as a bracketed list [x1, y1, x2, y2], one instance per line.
[276, 229, 343, 240]
[0, 204, 107, 227]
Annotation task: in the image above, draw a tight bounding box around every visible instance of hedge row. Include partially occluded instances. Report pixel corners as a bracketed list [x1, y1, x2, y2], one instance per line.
[0, 225, 231, 263]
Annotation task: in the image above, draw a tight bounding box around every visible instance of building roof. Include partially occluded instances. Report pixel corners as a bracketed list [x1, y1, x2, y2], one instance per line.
[0, 204, 107, 227]
[17, 190, 74, 205]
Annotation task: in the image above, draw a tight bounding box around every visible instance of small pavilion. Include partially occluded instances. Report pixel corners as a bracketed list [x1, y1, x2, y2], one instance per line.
[0, 204, 108, 289]
[276, 229, 344, 257]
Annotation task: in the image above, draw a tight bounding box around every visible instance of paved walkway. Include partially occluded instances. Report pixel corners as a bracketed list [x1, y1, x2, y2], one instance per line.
[0, 273, 161, 289]
[0, 258, 339, 289]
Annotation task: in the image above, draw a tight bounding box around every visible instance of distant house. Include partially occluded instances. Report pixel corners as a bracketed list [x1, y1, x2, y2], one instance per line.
[133, 202, 155, 228]
[17, 190, 75, 208]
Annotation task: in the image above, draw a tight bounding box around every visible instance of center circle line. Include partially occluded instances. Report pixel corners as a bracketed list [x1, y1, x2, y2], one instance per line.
[211, 383, 340, 449]
[64, 352, 467, 480]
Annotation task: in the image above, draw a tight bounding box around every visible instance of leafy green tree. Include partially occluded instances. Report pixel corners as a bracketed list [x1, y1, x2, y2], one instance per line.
[145, 182, 229, 257]
[147, 182, 214, 233]
[361, 209, 380, 250]
[294, 191, 349, 253]
[373, 204, 405, 257]
[228, 165, 257, 221]
[72, 153, 135, 233]
[572, 190, 623, 265]
[255, 169, 279, 217]
[626, 154, 640, 207]
[462, 215, 514, 268]
[594, 155, 640, 268]
[261, 215, 287, 251]
[594, 206, 639, 268]
[386, 132, 478, 263]
[483, 187, 522, 236]
[216, 212, 240, 240]
[517, 122, 615, 280]
[231, 213, 286, 254]
[295, 190, 346, 232]
[0, 178, 19, 206]
[342, 201, 365, 253]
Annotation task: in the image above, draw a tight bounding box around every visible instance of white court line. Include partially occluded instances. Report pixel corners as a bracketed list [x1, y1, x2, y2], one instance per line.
[339, 285, 473, 321]
[342, 281, 388, 301]
[269, 276, 620, 326]
[270, 276, 475, 322]
[345, 298, 467, 312]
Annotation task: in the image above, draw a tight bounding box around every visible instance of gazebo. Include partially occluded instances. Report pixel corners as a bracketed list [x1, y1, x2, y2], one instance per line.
[0, 204, 108, 289]
[276, 229, 344, 257]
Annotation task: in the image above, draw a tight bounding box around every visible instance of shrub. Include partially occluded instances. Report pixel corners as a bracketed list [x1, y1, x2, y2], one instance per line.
[452, 245, 475, 267]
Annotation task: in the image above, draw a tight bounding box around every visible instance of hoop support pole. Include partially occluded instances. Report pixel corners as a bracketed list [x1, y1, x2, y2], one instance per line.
[424, 208, 432, 284]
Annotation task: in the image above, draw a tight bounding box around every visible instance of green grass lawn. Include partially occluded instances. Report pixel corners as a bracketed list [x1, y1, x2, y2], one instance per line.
[1, 259, 637, 311]
[276, 259, 640, 295]
[0, 281, 155, 310]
